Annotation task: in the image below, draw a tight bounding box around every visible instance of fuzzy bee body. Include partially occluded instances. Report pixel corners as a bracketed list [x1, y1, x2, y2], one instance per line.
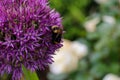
[51, 25, 63, 44]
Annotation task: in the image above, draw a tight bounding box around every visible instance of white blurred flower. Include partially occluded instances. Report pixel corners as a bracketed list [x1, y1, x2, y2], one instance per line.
[119, 0, 120, 3]
[103, 74, 120, 80]
[102, 16, 116, 24]
[84, 17, 100, 32]
[95, 0, 108, 4]
[49, 39, 88, 74]
[71, 41, 88, 59]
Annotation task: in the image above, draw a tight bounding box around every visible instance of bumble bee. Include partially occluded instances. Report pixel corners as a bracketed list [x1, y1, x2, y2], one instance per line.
[51, 25, 63, 44]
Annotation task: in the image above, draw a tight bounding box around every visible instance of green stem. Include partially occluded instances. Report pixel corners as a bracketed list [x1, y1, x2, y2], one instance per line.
[22, 66, 39, 80]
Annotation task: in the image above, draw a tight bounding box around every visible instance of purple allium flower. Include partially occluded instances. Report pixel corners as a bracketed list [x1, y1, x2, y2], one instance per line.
[0, 0, 63, 80]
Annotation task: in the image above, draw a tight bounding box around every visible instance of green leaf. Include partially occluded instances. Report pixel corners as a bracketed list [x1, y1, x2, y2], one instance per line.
[22, 66, 39, 80]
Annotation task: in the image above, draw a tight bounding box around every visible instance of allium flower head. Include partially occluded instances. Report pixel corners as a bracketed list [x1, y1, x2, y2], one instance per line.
[0, 0, 63, 80]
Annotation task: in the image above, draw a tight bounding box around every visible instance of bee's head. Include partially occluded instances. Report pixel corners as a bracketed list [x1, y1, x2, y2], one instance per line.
[51, 25, 61, 33]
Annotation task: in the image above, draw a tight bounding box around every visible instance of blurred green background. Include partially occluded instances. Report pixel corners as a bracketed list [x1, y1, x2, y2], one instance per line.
[48, 0, 120, 80]
[1, 0, 120, 80]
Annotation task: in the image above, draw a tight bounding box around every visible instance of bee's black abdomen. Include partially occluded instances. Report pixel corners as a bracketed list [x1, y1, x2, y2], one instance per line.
[52, 33, 62, 44]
